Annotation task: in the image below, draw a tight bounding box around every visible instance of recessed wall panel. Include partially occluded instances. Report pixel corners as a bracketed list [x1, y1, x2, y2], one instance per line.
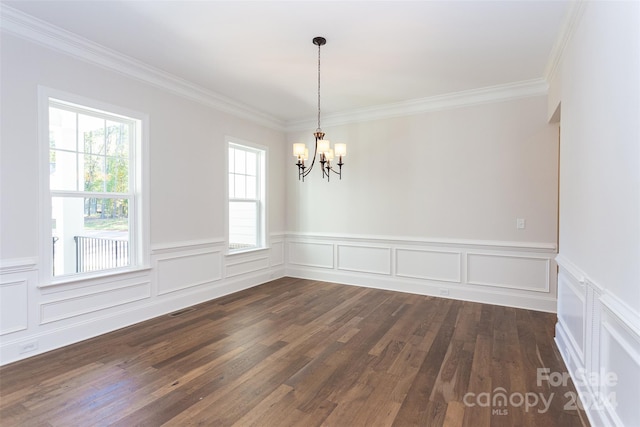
[601, 311, 640, 427]
[41, 281, 151, 324]
[467, 253, 549, 292]
[226, 257, 269, 278]
[270, 241, 284, 266]
[557, 271, 585, 360]
[288, 242, 334, 269]
[396, 249, 461, 283]
[157, 251, 222, 295]
[0, 280, 28, 335]
[337, 245, 391, 275]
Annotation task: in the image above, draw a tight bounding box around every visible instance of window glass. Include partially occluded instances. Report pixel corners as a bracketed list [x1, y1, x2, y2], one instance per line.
[228, 142, 265, 252]
[47, 98, 141, 278]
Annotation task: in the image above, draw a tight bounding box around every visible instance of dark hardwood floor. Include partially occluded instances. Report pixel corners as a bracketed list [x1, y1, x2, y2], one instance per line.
[0, 277, 588, 426]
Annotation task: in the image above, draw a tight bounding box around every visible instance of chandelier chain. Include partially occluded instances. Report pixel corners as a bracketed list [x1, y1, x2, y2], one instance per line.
[317, 41, 321, 132]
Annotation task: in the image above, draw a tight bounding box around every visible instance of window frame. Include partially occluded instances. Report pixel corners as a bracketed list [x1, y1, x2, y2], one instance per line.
[226, 138, 267, 254]
[38, 87, 150, 286]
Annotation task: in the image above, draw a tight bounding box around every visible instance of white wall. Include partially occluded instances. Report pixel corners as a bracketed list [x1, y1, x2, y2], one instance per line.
[0, 32, 287, 365]
[553, 2, 640, 426]
[287, 96, 558, 242]
[285, 95, 560, 312]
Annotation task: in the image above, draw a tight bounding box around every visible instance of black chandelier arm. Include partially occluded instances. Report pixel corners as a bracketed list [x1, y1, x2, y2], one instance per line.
[299, 138, 320, 179]
[325, 161, 343, 177]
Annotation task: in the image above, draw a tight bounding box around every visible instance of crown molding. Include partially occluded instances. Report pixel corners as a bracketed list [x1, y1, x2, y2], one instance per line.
[544, 0, 588, 83]
[0, 5, 285, 131]
[285, 78, 549, 132]
[1, 5, 555, 135]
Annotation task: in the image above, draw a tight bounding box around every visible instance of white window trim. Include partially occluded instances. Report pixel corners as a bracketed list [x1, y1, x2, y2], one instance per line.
[38, 86, 150, 286]
[225, 136, 268, 255]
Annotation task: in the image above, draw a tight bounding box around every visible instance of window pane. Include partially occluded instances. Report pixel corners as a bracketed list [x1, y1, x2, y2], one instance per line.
[235, 174, 246, 198]
[79, 114, 105, 155]
[246, 151, 257, 176]
[234, 149, 246, 174]
[246, 176, 256, 199]
[229, 174, 235, 198]
[229, 201, 257, 249]
[106, 121, 130, 157]
[50, 149, 78, 191]
[52, 196, 130, 277]
[106, 156, 129, 192]
[49, 107, 77, 151]
[83, 154, 105, 192]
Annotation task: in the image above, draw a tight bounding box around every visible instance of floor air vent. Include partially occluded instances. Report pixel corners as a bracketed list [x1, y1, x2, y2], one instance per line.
[168, 307, 196, 317]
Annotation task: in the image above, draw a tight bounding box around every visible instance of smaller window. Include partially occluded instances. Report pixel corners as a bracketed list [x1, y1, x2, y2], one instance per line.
[228, 141, 266, 252]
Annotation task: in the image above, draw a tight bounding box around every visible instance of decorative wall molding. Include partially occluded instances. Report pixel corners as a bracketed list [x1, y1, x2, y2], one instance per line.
[225, 255, 269, 278]
[0, 5, 284, 131]
[285, 79, 548, 132]
[269, 241, 285, 267]
[396, 248, 462, 283]
[544, 0, 588, 83]
[337, 245, 392, 275]
[155, 249, 223, 296]
[555, 253, 640, 427]
[285, 231, 557, 252]
[0, 280, 29, 335]
[40, 281, 151, 324]
[466, 252, 550, 293]
[0, 257, 38, 274]
[286, 233, 557, 312]
[1, 6, 551, 135]
[150, 238, 226, 255]
[288, 241, 335, 269]
[0, 239, 285, 365]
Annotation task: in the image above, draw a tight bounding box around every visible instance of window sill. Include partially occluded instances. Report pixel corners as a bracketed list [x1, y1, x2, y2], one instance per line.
[38, 265, 151, 289]
[225, 246, 269, 257]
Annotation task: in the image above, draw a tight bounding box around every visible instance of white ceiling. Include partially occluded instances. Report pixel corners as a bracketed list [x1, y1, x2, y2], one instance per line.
[4, 0, 569, 124]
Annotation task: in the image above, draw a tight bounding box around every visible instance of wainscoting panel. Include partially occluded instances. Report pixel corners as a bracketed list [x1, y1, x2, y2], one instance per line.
[285, 233, 557, 312]
[270, 240, 284, 267]
[40, 281, 151, 324]
[467, 253, 550, 292]
[2, 237, 286, 365]
[599, 305, 640, 427]
[156, 250, 223, 295]
[226, 255, 269, 278]
[337, 245, 391, 275]
[288, 241, 334, 269]
[557, 270, 586, 364]
[555, 254, 640, 427]
[396, 248, 461, 283]
[0, 279, 29, 335]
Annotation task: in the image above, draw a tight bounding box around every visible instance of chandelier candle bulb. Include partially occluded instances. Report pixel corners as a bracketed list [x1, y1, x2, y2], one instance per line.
[293, 143, 306, 157]
[334, 143, 347, 157]
[317, 139, 330, 154]
[326, 148, 335, 161]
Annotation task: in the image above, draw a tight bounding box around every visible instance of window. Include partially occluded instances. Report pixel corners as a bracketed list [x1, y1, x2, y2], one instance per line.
[228, 141, 266, 252]
[41, 90, 147, 280]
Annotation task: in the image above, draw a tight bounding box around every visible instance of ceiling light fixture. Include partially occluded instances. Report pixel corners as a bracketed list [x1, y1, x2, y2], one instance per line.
[293, 36, 346, 182]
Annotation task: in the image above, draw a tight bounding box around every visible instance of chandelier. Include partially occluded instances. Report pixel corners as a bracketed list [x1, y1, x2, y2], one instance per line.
[293, 36, 346, 181]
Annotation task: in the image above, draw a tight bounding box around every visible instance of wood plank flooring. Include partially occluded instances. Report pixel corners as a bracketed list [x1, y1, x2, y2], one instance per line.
[0, 277, 589, 426]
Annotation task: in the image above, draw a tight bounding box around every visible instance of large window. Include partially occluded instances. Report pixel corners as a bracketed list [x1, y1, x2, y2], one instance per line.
[228, 141, 266, 252]
[42, 92, 146, 280]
